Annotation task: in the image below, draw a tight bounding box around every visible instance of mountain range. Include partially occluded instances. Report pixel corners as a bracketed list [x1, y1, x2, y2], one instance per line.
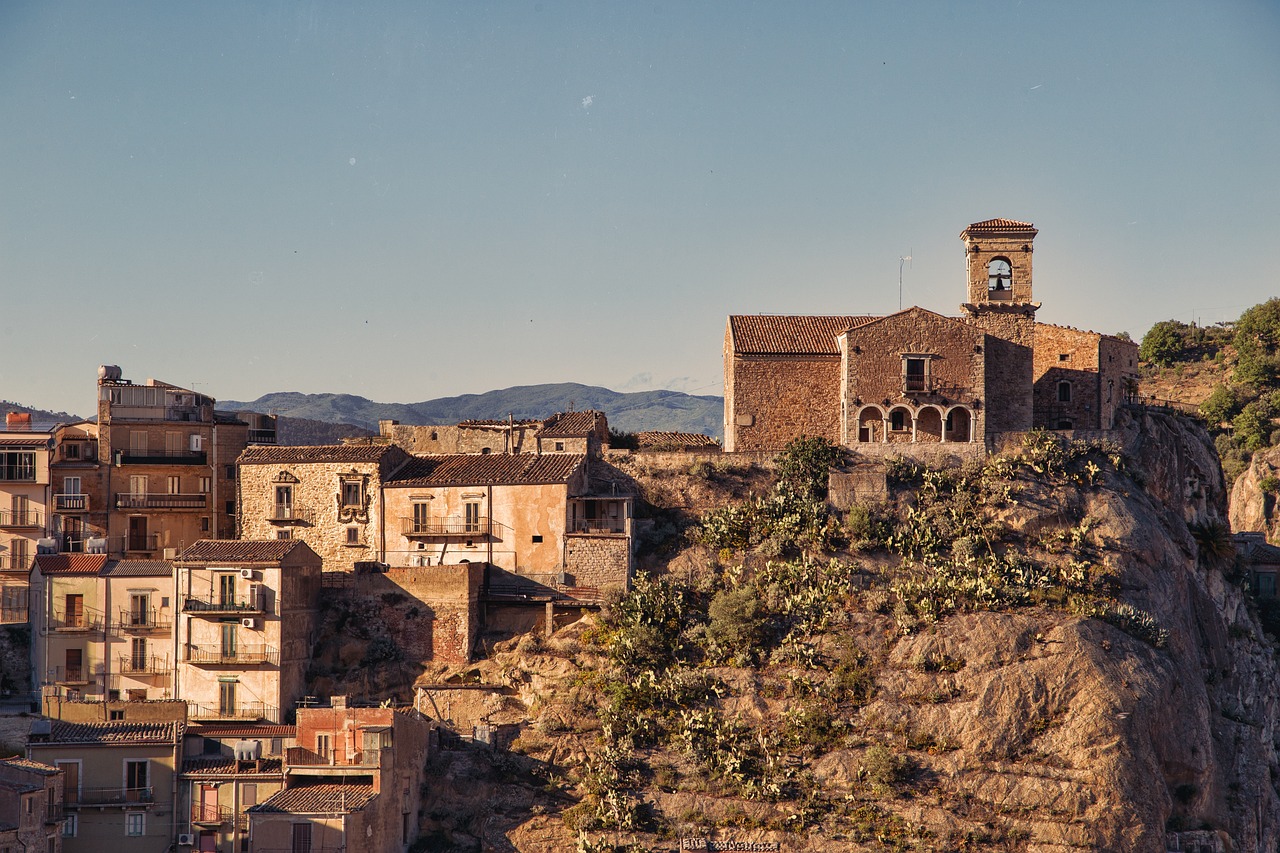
[220, 383, 725, 439]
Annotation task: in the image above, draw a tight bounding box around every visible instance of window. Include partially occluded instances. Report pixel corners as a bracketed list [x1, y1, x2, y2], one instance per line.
[129, 432, 148, 454]
[1057, 381, 1072, 403]
[0, 451, 36, 481]
[342, 481, 363, 508]
[61, 814, 77, 837]
[1058, 353, 1069, 362]
[225, 465, 235, 479]
[64, 476, 82, 496]
[201, 516, 210, 532]
[902, 357, 928, 393]
[464, 502, 481, 534]
[125, 760, 148, 799]
[531, 535, 543, 543]
[125, 812, 144, 836]
[64, 594, 84, 629]
[412, 502, 430, 533]
[346, 527, 360, 545]
[167, 476, 181, 495]
[316, 733, 331, 759]
[221, 622, 237, 658]
[277, 530, 292, 540]
[129, 593, 149, 627]
[9, 539, 29, 571]
[275, 485, 293, 517]
[109, 709, 125, 721]
[987, 257, 1012, 291]
[226, 500, 235, 518]
[65, 443, 80, 460]
[219, 680, 237, 717]
[199, 477, 212, 494]
[131, 637, 148, 670]
[129, 475, 147, 496]
[242, 783, 257, 807]
[890, 410, 908, 432]
[219, 574, 236, 607]
[554, 441, 565, 451]
[165, 432, 182, 455]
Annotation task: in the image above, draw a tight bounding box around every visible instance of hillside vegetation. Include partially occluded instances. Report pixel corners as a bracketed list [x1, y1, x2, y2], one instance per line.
[403, 409, 1280, 852]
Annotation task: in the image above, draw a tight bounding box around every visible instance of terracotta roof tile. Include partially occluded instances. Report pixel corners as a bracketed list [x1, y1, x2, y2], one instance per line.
[0, 758, 60, 776]
[32, 554, 108, 576]
[102, 560, 172, 577]
[537, 411, 605, 438]
[186, 723, 296, 738]
[962, 218, 1038, 235]
[182, 757, 283, 776]
[729, 315, 876, 355]
[177, 539, 314, 564]
[387, 454, 585, 487]
[0, 436, 52, 447]
[239, 444, 396, 465]
[249, 783, 376, 814]
[36, 721, 180, 745]
[457, 419, 541, 428]
[636, 431, 721, 449]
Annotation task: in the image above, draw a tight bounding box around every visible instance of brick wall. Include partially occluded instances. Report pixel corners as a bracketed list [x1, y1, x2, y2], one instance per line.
[725, 356, 843, 452]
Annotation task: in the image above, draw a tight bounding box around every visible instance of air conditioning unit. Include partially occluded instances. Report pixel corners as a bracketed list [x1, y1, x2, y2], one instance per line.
[239, 568, 256, 580]
[189, 434, 203, 452]
[162, 548, 178, 560]
[240, 617, 258, 629]
[411, 555, 431, 567]
[178, 834, 195, 846]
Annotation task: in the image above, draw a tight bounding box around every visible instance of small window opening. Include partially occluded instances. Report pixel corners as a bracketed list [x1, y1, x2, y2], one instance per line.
[890, 410, 908, 432]
[1057, 381, 1072, 403]
[988, 258, 1012, 291]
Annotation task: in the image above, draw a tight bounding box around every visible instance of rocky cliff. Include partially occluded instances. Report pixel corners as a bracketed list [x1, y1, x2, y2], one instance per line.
[416, 409, 1280, 852]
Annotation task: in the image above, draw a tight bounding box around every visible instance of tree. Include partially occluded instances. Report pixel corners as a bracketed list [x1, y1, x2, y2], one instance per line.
[1200, 384, 1244, 427]
[1139, 320, 1193, 367]
[775, 436, 845, 501]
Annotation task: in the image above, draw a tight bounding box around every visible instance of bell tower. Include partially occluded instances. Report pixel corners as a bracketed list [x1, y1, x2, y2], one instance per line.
[959, 218, 1039, 433]
[960, 218, 1038, 305]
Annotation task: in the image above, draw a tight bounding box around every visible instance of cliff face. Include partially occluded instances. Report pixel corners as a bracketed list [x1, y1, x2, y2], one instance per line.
[420, 410, 1280, 852]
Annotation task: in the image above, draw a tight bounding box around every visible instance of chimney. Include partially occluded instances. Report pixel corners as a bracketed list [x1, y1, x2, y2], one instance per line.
[331, 695, 347, 710]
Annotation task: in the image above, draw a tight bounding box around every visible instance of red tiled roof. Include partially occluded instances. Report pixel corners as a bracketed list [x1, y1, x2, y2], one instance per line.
[32, 554, 108, 576]
[457, 419, 541, 428]
[962, 218, 1038, 235]
[729, 315, 876, 355]
[636, 431, 721, 449]
[37, 721, 180, 745]
[177, 539, 315, 564]
[186, 723, 295, 738]
[239, 444, 395, 465]
[249, 783, 376, 814]
[387, 454, 585, 487]
[537, 411, 605, 438]
[102, 560, 172, 577]
[0, 758, 59, 776]
[182, 757, 283, 776]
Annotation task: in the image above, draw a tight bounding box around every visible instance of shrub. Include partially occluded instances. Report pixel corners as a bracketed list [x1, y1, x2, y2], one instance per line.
[775, 435, 846, 501]
[1140, 320, 1195, 366]
[861, 744, 914, 794]
[707, 586, 767, 658]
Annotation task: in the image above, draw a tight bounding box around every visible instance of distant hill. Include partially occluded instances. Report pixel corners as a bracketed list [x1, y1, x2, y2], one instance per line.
[275, 416, 374, 446]
[0, 401, 83, 427]
[221, 383, 725, 439]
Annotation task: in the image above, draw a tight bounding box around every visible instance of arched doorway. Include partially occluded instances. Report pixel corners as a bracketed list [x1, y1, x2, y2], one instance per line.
[856, 406, 884, 443]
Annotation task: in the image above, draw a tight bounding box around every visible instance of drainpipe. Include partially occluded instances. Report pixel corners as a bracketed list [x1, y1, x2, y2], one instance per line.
[486, 485, 493, 570]
[171, 726, 181, 850]
[378, 476, 386, 565]
[101, 573, 110, 702]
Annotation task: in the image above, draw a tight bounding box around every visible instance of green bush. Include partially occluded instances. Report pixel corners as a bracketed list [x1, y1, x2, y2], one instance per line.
[861, 744, 914, 794]
[1140, 320, 1195, 366]
[707, 587, 767, 657]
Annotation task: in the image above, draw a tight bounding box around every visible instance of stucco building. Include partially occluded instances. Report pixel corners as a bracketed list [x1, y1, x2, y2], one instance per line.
[723, 219, 1138, 452]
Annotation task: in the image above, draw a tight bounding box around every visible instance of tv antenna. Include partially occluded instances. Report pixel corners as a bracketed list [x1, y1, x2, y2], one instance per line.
[898, 252, 913, 311]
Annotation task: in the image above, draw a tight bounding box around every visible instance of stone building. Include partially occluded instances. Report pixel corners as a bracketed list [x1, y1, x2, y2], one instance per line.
[378, 409, 611, 456]
[0, 757, 64, 853]
[236, 443, 412, 574]
[723, 219, 1138, 452]
[174, 540, 322, 724]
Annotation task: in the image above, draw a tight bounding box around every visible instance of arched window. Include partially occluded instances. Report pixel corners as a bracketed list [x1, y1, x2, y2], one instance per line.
[1057, 381, 1072, 403]
[988, 258, 1012, 291]
[1057, 419, 1073, 430]
[890, 410, 908, 432]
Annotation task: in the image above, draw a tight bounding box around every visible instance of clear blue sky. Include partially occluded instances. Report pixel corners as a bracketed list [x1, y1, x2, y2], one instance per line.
[4, 2, 1279, 416]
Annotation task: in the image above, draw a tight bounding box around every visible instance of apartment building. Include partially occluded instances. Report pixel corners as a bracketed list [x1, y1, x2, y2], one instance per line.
[0, 757, 65, 853]
[174, 540, 321, 725]
[0, 413, 54, 624]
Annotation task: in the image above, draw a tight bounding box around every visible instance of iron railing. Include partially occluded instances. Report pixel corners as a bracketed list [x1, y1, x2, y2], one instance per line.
[50, 607, 105, 632]
[186, 645, 279, 666]
[117, 655, 172, 676]
[269, 505, 314, 523]
[182, 595, 262, 615]
[187, 702, 278, 721]
[118, 449, 206, 465]
[401, 516, 489, 536]
[286, 746, 371, 767]
[0, 510, 42, 527]
[191, 803, 232, 825]
[117, 609, 172, 632]
[115, 493, 208, 510]
[568, 519, 626, 534]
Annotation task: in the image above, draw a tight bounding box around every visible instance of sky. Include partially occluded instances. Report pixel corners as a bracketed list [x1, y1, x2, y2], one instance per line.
[3, 2, 1279, 417]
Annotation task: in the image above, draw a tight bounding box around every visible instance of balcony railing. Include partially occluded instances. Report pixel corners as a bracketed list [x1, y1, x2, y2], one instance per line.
[247, 428, 277, 445]
[0, 606, 26, 624]
[0, 510, 42, 528]
[568, 519, 627, 534]
[46, 800, 63, 823]
[46, 664, 103, 685]
[115, 493, 208, 510]
[401, 516, 489, 537]
[987, 286, 1014, 302]
[182, 595, 262, 615]
[117, 655, 172, 676]
[118, 449, 207, 465]
[267, 505, 314, 524]
[187, 702, 277, 722]
[117, 609, 172, 632]
[0, 556, 29, 572]
[903, 377, 929, 394]
[286, 746, 373, 768]
[53, 494, 90, 512]
[191, 803, 232, 825]
[50, 607, 105, 632]
[186, 645, 279, 666]
[69, 786, 153, 807]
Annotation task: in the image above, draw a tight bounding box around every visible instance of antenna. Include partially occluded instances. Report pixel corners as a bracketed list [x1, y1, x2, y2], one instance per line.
[898, 252, 913, 311]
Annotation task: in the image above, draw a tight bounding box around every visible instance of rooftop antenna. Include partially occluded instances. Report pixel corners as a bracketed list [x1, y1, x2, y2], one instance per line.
[898, 252, 913, 311]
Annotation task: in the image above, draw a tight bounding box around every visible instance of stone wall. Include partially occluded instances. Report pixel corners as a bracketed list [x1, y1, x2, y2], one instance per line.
[564, 535, 630, 592]
[381, 423, 540, 455]
[725, 356, 842, 452]
[352, 564, 484, 665]
[964, 305, 1036, 433]
[1033, 324, 1102, 429]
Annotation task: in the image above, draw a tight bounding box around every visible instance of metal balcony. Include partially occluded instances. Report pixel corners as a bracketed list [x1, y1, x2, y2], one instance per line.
[115, 493, 208, 510]
[53, 494, 90, 512]
[69, 786, 154, 807]
[117, 609, 172, 632]
[182, 595, 262, 616]
[267, 504, 314, 524]
[401, 516, 489, 537]
[118, 449, 207, 465]
[191, 803, 232, 826]
[50, 607, 105, 632]
[186, 645, 279, 666]
[186, 702, 278, 722]
[0, 510, 42, 528]
[568, 519, 627, 534]
[117, 655, 172, 676]
[247, 428, 277, 445]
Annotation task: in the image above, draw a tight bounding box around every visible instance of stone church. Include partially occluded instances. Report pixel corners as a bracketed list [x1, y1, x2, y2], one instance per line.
[723, 218, 1138, 452]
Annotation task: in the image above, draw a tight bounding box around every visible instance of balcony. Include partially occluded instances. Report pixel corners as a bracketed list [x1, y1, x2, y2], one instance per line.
[117, 608, 172, 632]
[186, 645, 279, 666]
[47, 664, 103, 685]
[46, 800, 64, 824]
[286, 746, 377, 768]
[0, 606, 26, 624]
[68, 786, 154, 807]
[115, 493, 208, 510]
[568, 519, 627, 535]
[191, 803, 232, 826]
[182, 594, 262, 616]
[0, 510, 42, 528]
[53, 493, 90, 512]
[0, 556, 29, 572]
[267, 504, 314, 525]
[247, 428, 277, 445]
[118, 449, 207, 465]
[401, 516, 489, 537]
[50, 607, 105, 632]
[187, 702, 278, 722]
[117, 655, 172, 676]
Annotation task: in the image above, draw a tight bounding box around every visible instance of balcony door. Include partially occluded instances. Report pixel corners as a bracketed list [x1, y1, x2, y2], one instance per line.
[131, 638, 147, 671]
[221, 622, 237, 660]
[130, 593, 149, 627]
[275, 485, 292, 519]
[127, 517, 148, 552]
[64, 648, 82, 682]
[125, 759, 148, 800]
[218, 680, 236, 717]
[218, 574, 236, 608]
[64, 594, 84, 629]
